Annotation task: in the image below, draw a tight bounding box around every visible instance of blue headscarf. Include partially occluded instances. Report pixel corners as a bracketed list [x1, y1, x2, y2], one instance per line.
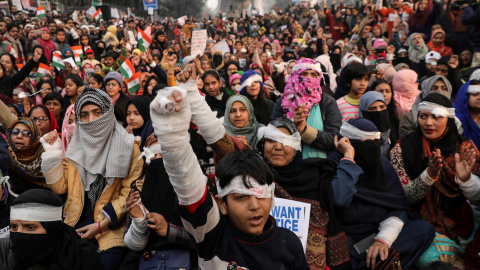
[454, 81, 480, 148]
[62, 48, 74, 59]
[239, 70, 264, 96]
[359, 91, 386, 117]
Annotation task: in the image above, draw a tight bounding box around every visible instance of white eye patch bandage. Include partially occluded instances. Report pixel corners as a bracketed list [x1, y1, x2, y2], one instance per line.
[11, 203, 63, 222]
[340, 122, 381, 141]
[418, 101, 456, 118]
[257, 124, 301, 151]
[216, 175, 275, 200]
[467, 85, 480, 94]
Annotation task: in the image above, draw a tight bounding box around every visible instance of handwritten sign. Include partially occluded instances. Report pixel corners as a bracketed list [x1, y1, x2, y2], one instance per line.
[270, 197, 311, 253]
[190, 30, 207, 57]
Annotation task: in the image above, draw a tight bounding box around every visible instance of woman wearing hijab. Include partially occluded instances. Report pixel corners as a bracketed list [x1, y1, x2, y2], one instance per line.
[427, 30, 453, 57]
[223, 95, 263, 148]
[28, 104, 60, 136]
[254, 118, 361, 269]
[40, 87, 143, 269]
[61, 104, 75, 157]
[329, 119, 435, 269]
[392, 69, 419, 120]
[276, 58, 342, 158]
[26, 28, 58, 63]
[1, 189, 105, 269]
[142, 76, 162, 100]
[399, 75, 453, 138]
[359, 91, 396, 157]
[329, 45, 342, 73]
[406, 33, 429, 70]
[5, 118, 47, 195]
[125, 96, 151, 137]
[62, 48, 74, 59]
[455, 80, 480, 149]
[390, 93, 480, 267]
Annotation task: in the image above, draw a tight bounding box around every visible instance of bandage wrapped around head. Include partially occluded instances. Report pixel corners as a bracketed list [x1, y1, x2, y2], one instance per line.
[257, 124, 301, 151]
[418, 101, 456, 118]
[467, 84, 480, 94]
[216, 175, 275, 199]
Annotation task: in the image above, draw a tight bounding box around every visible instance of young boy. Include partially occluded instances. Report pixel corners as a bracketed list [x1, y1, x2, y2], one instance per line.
[336, 62, 369, 122]
[149, 85, 309, 269]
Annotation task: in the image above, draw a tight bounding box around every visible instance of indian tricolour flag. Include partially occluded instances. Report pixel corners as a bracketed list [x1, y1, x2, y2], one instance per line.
[37, 63, 51, 78]
[94, 8, 102, 21]
[127, 72, 141, 93]
[137, 27, 152, 52]
[118, 58, 135, 80]
[70, 45, 83, 59]
[74, 53, 81, 66]
[52, 51, 65, 70]
[37, 7, 46, 19]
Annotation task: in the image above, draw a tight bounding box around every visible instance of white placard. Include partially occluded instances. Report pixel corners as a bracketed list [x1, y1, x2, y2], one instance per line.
[111, 7, 119, 19]
[211, 40, 230, 56]
[177, 15, 187, 26]
[11, 0, 22, 11]
[270, 197, 311, 253]
[190, 29, 207, 57]
[86, 6, 96, 17]
[148, 7, 153, 15]
[239, 58, 247, 68]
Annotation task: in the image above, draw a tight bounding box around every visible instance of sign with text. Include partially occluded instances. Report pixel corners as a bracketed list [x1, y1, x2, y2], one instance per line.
[190, 30, 207, 57]
[270, 198, 311, 253]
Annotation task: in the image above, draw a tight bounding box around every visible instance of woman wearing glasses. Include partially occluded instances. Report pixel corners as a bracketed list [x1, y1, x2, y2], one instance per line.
[27, 104, 59, 136]
[5, 118, 48, 195]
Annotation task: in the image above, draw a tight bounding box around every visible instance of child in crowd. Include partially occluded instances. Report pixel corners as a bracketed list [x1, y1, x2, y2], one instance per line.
[336, 62, 370, 122]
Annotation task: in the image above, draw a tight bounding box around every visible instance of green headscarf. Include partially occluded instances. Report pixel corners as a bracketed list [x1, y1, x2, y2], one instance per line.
[223, 95, 264, 148]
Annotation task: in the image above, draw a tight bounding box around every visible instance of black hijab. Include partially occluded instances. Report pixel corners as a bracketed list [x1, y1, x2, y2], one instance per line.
[142, 76, 162, 100]
[126, 96, 151, 136]
[9, 189, 105, 270]
[329, 45, 342, 73]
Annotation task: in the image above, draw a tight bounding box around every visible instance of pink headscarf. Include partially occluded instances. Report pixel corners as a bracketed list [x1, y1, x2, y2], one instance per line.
[281, 58, 323, 120]
[392, 70, 419, 119]
[61, 104, 75, 157]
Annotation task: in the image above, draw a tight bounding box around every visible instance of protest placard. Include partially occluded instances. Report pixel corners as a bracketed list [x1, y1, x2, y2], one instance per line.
[270, 197, 311, 253]
[190, 30, 207, 57]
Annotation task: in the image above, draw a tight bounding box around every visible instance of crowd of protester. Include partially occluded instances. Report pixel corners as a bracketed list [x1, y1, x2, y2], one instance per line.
[1, 0, 480, 269]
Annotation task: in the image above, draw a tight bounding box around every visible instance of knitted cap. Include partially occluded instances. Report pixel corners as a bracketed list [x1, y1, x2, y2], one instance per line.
[239, 70, 263, 96]
[229, 73, 242, 86]
[85, 49, 94, 56]
[104, 72, 124, 89]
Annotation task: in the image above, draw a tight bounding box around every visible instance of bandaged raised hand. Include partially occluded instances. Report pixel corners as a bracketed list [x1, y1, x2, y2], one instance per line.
[149, 85, 207, 206]
[176, 65, 225, 144]
[150, 86, 190, 150]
